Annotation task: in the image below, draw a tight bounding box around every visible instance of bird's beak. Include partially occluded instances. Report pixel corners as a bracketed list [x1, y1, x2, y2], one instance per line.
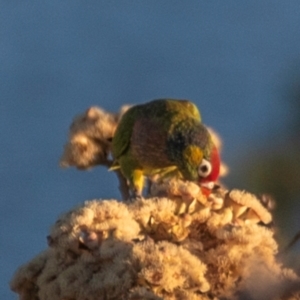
[200, 182, 214, 196]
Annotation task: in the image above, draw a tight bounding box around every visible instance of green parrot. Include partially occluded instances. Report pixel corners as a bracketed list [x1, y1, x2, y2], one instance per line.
[111, 99, 220, 197]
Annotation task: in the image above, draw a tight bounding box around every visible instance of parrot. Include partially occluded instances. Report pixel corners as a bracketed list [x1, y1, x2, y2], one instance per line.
[111, 99, 220, 197]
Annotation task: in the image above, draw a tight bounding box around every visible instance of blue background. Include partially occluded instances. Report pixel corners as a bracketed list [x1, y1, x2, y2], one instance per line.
[1, 1, 300, 298]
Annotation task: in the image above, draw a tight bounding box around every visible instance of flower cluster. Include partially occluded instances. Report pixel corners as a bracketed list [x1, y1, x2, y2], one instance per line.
[60, 105, 130, 169]
[10, 183, 300, 299]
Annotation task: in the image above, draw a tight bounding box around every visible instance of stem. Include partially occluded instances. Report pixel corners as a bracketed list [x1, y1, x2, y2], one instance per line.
[115, 169, 130, 201]
[282, 230, 300, 253]
[101, 159, 130, 201]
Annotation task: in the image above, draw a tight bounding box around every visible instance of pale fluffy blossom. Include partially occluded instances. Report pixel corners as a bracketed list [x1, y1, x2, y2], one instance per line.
[10, 184, 300, 299]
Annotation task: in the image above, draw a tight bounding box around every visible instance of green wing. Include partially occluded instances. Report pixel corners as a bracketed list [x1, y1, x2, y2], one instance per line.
[111, 99, 202, 164]
[111, 105, 139, 161]
[136, 99, 202, 133]
[164, 99, 201, 122]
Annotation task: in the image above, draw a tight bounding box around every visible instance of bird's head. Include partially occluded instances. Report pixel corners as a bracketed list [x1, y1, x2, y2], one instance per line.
[182, 144, 220, 196]
[197, 144, 220, 195]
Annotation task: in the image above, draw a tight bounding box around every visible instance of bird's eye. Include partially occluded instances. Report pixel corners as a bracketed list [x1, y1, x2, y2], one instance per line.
[198, 159, 212, 178]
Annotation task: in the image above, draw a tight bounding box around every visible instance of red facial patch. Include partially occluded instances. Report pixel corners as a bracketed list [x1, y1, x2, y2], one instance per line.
[200, 145, 220, 183]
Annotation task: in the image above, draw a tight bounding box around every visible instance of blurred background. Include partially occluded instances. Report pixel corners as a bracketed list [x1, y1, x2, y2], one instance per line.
[1, 1, 300, 298]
